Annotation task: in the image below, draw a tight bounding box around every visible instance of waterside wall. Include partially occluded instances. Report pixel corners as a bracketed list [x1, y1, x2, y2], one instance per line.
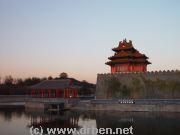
[25, 99, 180, 112]
[96, 70, 180, 99]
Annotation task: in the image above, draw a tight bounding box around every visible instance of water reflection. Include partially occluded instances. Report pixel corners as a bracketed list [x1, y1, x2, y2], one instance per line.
[0, 107, 24, 122]
[27, 111, 80, 135]
[0, 108, 179, 135]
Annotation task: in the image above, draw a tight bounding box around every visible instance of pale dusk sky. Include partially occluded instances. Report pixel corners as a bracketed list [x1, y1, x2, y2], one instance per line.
[0, 0, 180, 83]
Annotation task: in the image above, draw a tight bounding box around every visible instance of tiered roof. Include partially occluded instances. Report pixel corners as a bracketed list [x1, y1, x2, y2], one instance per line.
[31, 79, 79, 89]
[106, 39, 151, 65]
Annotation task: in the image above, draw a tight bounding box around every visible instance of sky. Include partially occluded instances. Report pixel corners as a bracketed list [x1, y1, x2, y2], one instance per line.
[0, 0, 180, 83]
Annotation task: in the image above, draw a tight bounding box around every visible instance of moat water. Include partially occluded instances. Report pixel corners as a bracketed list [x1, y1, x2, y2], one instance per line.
[0, 107, 179, 135]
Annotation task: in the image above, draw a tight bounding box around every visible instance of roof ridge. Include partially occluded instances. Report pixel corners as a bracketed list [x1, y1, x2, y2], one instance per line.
[45, 79, 70, 81]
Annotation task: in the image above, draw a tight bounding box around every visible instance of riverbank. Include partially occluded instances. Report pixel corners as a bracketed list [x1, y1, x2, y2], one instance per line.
[68, 99, 180, 112]
[25, 99, 180, 112]
[72, 103, 180, 112]
[0, 95, 29, 103]
[1, 96, 180, 112]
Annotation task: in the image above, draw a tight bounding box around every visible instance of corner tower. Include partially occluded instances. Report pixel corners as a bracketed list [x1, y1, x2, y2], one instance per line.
[106, 39, 151, 73]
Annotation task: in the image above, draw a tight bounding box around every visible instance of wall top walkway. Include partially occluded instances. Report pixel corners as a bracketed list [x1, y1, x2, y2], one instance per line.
[98, 70, 180, 76]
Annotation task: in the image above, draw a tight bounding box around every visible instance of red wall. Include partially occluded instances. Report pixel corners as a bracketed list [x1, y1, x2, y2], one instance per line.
[111, 64, 147, 73]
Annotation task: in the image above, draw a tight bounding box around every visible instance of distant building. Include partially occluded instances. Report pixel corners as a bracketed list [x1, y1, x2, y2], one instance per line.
[106, 39, 151, 73]
[30, 79, 79, 98]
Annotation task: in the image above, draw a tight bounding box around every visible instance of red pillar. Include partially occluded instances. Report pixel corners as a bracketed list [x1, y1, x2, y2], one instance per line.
[52, 90, 56, 98]
[64, 89, 67, 98]
[67, 89, 69, 98]
[56, 90, 58, 98]
[43, 90, 45, 97]
[66, 89, 68, 98]
[75, 89, 78, 98]
[42, 89, 45, 98]
[64, 90, 65, 98]
[73, 89, 76, 98]
[43, 90, 45, 98]
[58, 90, 61, 98]
[68, 89, 70, 98]
[30, 90, 32, 96]
[60, 90, 62, 98]
[57, 89, 61, 98]
[59, 90, 61, 98]
[48, 90, 51, 98]
[31, 89, 35, 97]
[41, 89, 43, 98]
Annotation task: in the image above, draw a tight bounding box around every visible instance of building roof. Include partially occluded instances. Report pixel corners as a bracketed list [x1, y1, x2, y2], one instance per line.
[31, 79, 80, 89]
[106, 58, 151, 65]
[106, 39, 151, 66]
[108, 50, 148, 60]
[112, 39, 134, 52]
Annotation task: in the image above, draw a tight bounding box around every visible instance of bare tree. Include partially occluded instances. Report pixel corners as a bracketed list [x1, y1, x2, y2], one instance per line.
[48, 76, 53, 80]
[4, 76, 14, 86]
[59, 72, 68, 79]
